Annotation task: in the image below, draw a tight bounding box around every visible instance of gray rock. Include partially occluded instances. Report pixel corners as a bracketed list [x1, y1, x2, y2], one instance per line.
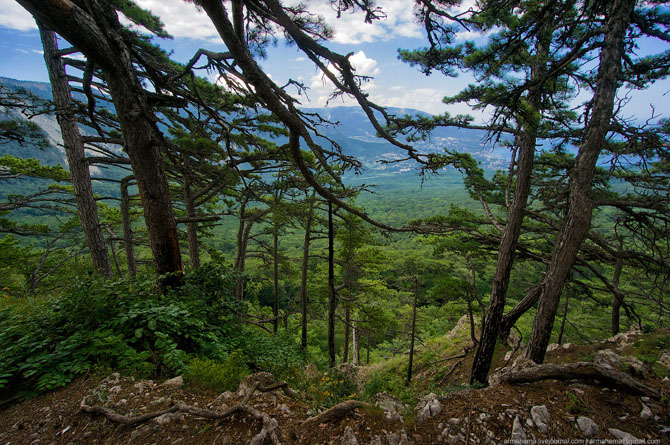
[608, 428, 638, 441]
[640, 403, 653, 420]
[416, 394, 442, 423]
[154, 412, 184, 425]
[576, 416, 599, 437]
[341, 426, 359, 445]
[479, 413, 490, 423]
[370, 392, 407, 416]
[387, 430, 411, 445]
[659, 351, 670, 367]
[511, 416, 527, 441]
[447, 433, 466, 444]
[367, 436, 382, 445]
[449, 418, 461, 425]
[530, 405, 550, 433]
[562, 342, 573, 350]
[546, 343, 561, 352]
[163, 376, 183, 387]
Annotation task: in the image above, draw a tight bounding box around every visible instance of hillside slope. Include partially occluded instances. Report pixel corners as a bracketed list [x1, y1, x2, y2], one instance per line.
[1, 322, 667, 444]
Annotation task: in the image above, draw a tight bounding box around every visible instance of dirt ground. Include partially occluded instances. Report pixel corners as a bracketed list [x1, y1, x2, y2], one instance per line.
[1, 331, 668, 444]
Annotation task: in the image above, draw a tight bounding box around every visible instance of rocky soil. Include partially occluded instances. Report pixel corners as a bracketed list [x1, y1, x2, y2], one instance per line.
[1, 327, 668, 445]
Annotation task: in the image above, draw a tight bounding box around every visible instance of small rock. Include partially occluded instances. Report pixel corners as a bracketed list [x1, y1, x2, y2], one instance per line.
[530, 405, 550, 433]
[277, 403, 291, 415]
[447, 433, 465, 444]
[577, 416, 598, 437]
[449, 418, 461, 425]
[562, 342, 573, 350]
[163, 376, 184, 387]
[341, 426, 359, 445]
[367, 436, 382, 445]
[370, 392, 407, 417]
[504, 350, 514, 361]
[640, 404, 653, 420]
[151, 396, 167, 405]
[154, 412, 184, 425]
[511, 416, 527, 440]
[479, 413, 490, 423]
[416, 393, 442, 423]
[386, 429, 411, 445]
[659, 351, 670, 368]
[546, 343, 561, 352]
[608, 428, 638, 441]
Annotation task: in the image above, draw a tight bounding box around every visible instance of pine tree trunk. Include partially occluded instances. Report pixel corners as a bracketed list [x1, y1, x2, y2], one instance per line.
[343, 306, 350, 363]
[470, 13, 554, 384]
[39, 25, 112, 278]
[184, 175, 200, 270]
[120, 176, 137, 276]
[273, 222, 280, 335]
[352, 319, 358, 366]
[21, 1, 184, 289]
[526, 0, 635, 364]
[406, 277, 418, 386]
[328, 198, 336, 368]
[612, 238, 624, 335]
[300, 193, 315, 351]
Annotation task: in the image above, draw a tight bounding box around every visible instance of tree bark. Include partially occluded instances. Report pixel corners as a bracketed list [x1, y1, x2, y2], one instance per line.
[470, 28, 549, 383]
[272, 220, 280, 335]
[526, 0, 635, 363]
[183, 173, 200, 270]
[611, 236, 624, 335]
[490, 362, 659, 398]
[342, 306, 350, 363]
[406, 277, 418, 386]
[300, 192, 315, 351]
[328, 198, 336, 368]
[120, 176, 137, 276]
[19, 0, 184, 289]
[39, 25, 112, 278]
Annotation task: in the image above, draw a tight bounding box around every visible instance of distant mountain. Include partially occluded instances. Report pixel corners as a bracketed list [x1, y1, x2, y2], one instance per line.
[304, 106, 510, 176]
[0, 77, 510, 179]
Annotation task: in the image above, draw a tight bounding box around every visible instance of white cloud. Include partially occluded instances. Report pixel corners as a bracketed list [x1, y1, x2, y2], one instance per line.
[0, 0, 37, 31]
[135, 0, 219, 40]
[295, 0, 421, 44]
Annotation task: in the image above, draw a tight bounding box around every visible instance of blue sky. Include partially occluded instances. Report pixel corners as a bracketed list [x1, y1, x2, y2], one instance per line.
[0, 0, 668, 123]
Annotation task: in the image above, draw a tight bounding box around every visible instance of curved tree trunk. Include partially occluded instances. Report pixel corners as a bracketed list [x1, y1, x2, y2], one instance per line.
[470, 21, 551, 384]
[20, 0, 184, 289]
[526, 0, 635, 363]
[39, 25, 112, 278]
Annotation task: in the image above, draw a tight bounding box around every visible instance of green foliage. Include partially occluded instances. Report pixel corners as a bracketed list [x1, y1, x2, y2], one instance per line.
[360, 370, 415, 405]
[566, 392, 589, 415]
[0, 155, 69, 181]
[183, 351, 250, 392]
[0, 262, 296, 399]
[305, 368, 358, 409]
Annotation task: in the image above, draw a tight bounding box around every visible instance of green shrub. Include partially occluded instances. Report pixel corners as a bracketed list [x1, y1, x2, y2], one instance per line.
[306, 368, 359, 409]
[183, 351, 250, 392]
[360, 370, 415, 405]
[0, 262, 272, 399]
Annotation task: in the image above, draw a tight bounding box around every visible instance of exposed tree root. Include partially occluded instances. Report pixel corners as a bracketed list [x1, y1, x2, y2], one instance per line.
[80, 400, 281, 444]
[490, 362, 660, 398]
[301, 400, 370, 429]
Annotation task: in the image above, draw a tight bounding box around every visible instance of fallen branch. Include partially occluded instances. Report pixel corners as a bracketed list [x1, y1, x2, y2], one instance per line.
[490, 362, 660, 398]
[439, 360, 462, 385]
[422, 352, 467, 369]
[302, 400, 370, 429]
[80, 400, 280, 444]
